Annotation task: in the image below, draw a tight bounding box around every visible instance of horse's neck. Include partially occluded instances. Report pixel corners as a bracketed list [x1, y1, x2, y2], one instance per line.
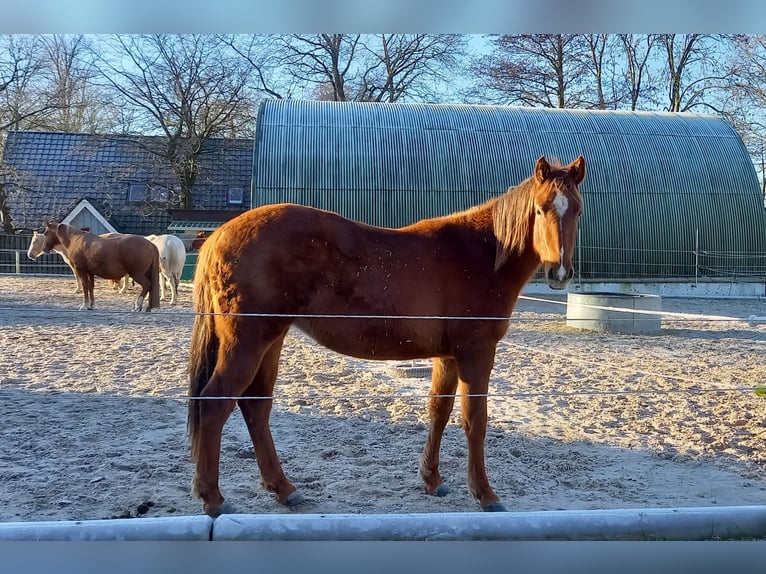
[57, 229, 84, 254]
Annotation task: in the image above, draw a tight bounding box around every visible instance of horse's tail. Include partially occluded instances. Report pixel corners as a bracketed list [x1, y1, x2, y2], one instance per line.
[149, 246, 160, 309]
[188, 248, 218, 463]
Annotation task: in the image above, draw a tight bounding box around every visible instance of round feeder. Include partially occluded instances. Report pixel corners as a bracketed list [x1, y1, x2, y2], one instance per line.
[566, 292, 662, 334]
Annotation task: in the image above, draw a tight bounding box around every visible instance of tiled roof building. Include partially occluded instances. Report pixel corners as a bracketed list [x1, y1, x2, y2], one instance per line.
[2, 131, 253, 236]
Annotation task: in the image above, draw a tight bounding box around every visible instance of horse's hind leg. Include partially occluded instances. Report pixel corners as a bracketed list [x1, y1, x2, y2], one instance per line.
[192, 330, 279, 516]
[131, 274, 150, 311]
[191, 388, 239, 517]
[159, 269, 168, 301]
[419, 357, 458, 497]
[170, 272, 179, 305]
[237, 335, 302, 507]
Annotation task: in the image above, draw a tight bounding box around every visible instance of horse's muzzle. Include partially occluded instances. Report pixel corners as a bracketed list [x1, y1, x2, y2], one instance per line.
[546, 265, 574, 290]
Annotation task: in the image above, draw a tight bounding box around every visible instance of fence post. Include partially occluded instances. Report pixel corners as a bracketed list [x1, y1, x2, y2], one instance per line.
[694, 229, 699, 286]
[15, 250, 20, 274]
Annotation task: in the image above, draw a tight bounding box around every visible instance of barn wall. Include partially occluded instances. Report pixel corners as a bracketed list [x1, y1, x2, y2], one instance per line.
[252, 100, 766, 281]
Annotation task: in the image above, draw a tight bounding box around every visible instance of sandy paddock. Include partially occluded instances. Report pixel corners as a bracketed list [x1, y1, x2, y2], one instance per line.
[0, 274, 764, 522]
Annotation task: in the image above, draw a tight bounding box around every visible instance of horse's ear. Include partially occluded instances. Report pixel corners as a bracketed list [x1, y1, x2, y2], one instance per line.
[534, 156, 550, 183]
[57, 223, 69, 239]
[569, 155, 586, 186]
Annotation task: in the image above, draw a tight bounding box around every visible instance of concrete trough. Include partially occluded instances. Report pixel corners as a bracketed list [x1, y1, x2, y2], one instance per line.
[0, 515, 213, 541]
[212, 506, 766, 541]
[566, 292, 662, 334]
[386, 361, 432, 378]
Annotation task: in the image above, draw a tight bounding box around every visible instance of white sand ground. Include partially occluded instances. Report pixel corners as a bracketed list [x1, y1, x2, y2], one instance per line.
[0, 275, 764, 522]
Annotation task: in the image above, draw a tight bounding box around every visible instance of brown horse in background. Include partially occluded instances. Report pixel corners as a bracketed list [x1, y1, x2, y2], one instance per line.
[27, 230, 123, 294]
[39, 222, 160, 312]
[188, 155, 586, 517]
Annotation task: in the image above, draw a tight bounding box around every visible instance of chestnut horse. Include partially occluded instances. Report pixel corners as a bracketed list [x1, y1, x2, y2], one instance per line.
[37, 222, 160, 311]
[27, 230, 122, 294]
[188, 155, 586, 517]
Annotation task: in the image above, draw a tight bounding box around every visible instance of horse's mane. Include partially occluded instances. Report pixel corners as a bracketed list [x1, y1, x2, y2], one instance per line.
[491, 176, 536, 270]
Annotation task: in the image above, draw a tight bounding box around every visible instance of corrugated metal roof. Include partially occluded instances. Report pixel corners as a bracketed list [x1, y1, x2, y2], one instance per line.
[252, 100, 766, 279]
[167, 221, 224, 232]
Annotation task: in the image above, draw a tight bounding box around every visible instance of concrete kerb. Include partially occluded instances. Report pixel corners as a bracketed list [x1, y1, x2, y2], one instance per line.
[0, 515, 213, 541]
[2, 506, 765, 541]
[211, 506, 766, 541]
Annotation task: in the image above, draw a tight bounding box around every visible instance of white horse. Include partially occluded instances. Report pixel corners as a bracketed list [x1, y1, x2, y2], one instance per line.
[145, 234, 186, 304]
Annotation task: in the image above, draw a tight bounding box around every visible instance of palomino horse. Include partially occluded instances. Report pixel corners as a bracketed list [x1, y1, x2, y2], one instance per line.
[146, 234, 187, 305]
[36, 222, 161, 311]
[188, 155, 586, 517]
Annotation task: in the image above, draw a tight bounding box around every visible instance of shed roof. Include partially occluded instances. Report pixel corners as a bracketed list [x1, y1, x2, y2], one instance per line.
[253, 100, 766, 279]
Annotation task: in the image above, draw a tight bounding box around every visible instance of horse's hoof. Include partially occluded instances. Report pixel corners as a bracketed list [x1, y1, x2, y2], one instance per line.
[434, 484, 450, 497]
[482, 502, 507, 512]
[205, 500, 236, 517]
[217, 501, 237, 515]
[283, 491, 305, 507]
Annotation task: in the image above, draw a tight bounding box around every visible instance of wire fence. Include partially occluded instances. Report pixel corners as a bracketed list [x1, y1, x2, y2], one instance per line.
[4, 243, 766, 282]
[1, 287, 764, 403]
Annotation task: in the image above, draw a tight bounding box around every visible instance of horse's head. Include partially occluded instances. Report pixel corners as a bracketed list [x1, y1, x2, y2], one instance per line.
[529, 155, 585, 290]
[41, 221, 66, 254]
[26, 231, 47, 260]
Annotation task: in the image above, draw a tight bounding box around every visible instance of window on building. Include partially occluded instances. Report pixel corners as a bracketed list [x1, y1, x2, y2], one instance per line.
[228, 187, 243, 205]
[128, 183, 148, 203]
[150, 186, 169, 203]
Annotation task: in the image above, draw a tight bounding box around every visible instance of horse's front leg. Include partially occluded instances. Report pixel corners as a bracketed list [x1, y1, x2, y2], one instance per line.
[419, 357, 458, 497]
[456, 349, 505, 512]
[66, 262, 82, 293]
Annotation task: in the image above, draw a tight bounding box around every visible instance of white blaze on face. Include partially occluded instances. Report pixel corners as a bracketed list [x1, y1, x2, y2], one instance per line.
[553, 192, 569, 218]
[553, 193, 569, 282]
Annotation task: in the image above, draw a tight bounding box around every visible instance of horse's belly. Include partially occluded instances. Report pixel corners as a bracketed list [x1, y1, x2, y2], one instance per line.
[294, 319, 441, 361]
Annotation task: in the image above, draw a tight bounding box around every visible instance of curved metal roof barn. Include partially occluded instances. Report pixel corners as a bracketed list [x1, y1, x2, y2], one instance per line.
[252, 100, 766, 281]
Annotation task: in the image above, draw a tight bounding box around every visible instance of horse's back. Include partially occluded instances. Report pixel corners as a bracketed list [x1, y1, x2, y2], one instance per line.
[147, 234, 186, 273]
[165, 234, 187, 275]
[110, 234, 158, 274]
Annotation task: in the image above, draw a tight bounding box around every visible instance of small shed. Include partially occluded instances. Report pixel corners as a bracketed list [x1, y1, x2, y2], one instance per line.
[251, 100, 766, 281]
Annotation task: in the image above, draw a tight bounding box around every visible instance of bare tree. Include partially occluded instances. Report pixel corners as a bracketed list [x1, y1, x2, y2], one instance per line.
[618, 34, 661, 111]
[0, 35, 56, 132]
[1, 35, 58, 232]
[224, 34, 296, 100]
[280, 34, 362, 101]
[468, 34, 592, 108]
[36, 34, 125, 133]
[93, 34, 257, 209]
[658, 34, 732, 113]
[724, 35, 766, 205]
[356, 34, 466, 102]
